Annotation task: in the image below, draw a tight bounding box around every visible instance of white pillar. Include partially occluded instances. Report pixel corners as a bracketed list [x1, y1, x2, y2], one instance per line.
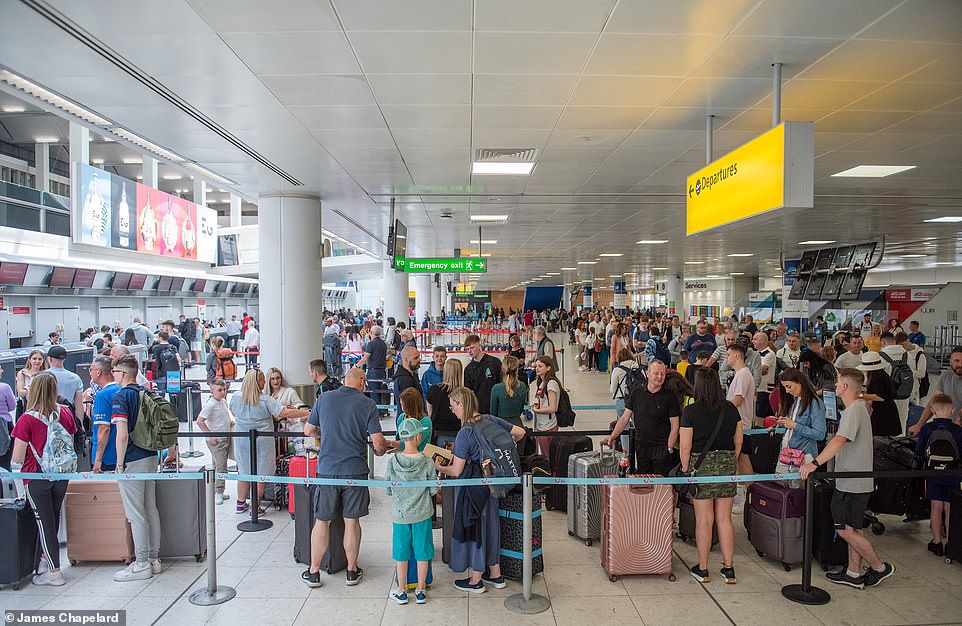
[382, 260, 408, 329]
[667, 273, 683, 321]
[582, 281, 593, 310]
[69, 122, 89, 168]
[430, 278, 441, 318]
[257, 193, 322, 387]
[193, 178, 207, 208]
[34, 142, 50, 193]
[142, 156, 158, 189]
[414, 274, 432, 323]
[230, 194, 242, 228]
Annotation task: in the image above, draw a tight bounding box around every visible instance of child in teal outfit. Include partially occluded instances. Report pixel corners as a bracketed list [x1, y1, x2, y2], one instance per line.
[396, 388, 433, 452]
[385, 417, 438, 605]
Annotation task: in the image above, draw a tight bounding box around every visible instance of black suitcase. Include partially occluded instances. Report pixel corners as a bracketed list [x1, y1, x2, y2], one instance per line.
[441, 483, 454, 564]
[0, 499, 39, 589]
[869, 437, 929, 518]
[811, 478, 848, 571]
[946, 489, 962, 565]
[292, 483, 347, 574]
[174, 383, 202, 423]
[746, 431, 780, 474]
[498, 491, 543, 581]
[677, 491, 717, 545]
[546, 435, 592, 512]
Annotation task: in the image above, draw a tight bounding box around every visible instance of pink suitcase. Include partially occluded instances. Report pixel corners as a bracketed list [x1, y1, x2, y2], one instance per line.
[600, 475, 675, 582]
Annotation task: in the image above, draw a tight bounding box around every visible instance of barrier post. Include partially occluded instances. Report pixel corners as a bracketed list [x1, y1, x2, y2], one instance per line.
[781, 476, 830, 605]
[237, 429, 272, 532]
[190, 469, 236, 606]
[504, 472, 550, 615]
[182, 384, 203, 459]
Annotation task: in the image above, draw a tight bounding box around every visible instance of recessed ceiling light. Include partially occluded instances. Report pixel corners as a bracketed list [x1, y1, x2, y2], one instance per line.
[469, 239, 498, 244]
[652, 267, 668, 270]
[546, 272, 560, 275]
[684, 261, 705, 265]
[577, 261, 597, 265]
[470, 214, 509, 223]
[799, 240, 835, 245]
[623, 272, 637, 275]
[609, 274, 622, 278]
[599, 253, 623, 257]
[2, 105, 25, 113]
[472, 162, 535, 175]
[924, 216, 962, 223]
[728, 253, 754, 257]
[91, 158, 104, 165]
[467, 253, 492, 258]
[935, 261, 954, 265]
[34, 135, 58, 143]
[122, 157, 143, 165]
[730, 272, 745, 275]
[832, 165, 915, 178]
[636, 240, 668, 244]
[560, 267, 577, 271]
[901, 254, 928, 258]
[161, 174, 183, 181]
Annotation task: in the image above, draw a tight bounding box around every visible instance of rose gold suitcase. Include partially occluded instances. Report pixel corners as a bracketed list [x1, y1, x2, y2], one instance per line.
[600, 475, 675, 581]
[66, 481, 135, 565]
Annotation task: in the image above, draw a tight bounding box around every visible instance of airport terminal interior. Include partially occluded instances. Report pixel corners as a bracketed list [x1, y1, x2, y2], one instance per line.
[1, 1, 962, 624]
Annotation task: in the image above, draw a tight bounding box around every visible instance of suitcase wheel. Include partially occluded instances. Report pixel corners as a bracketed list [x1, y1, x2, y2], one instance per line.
[668, 573, 676, 582]
[608, 574, 619, 582]
[676, 533, 688, 543]
[568, 530, 574, 536]
[290, 513, 295, 520]
[13, 581, 21, 590]
[871, 521, 885, 536]
[756, 549, 765, 558]
[70, 560, 77, 566]
[781, 562, 792, 572]
[584, 539, 592, 547]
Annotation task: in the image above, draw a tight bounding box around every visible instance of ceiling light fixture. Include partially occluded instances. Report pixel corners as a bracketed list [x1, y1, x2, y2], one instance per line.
[34, 135, 58, 143]
[472, 162, 535, 175]
[469, 214, 509, 223]
[0, 70, 111, 126]
[122, 157, 143, 165]
[91, 158, 104, 165]
[623, 272, 637, 275]
[832, 165, 915, 178]
[560, 267, 577, 271]
[1, 105, 25, 113]
[730, 272, 745, 275]
[469, 239, 497, 244]
[652, 267, 668, 270]
[728, 253, 754, 257]
[901, 254, 928, 258]
[599, 253, 623, 257]
[684, 261, 705, 265]
[636, 240, 668, 244]
[546, 272, 560, 275]
[183, 162, 234, 186]
[924, 216, 962, 223]
[799, 240, 835, 245]
[577, 261, 597, 265]
[161, 174, 183, 181]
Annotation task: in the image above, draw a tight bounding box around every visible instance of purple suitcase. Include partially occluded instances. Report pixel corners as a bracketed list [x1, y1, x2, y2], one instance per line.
[745, 481, 806, 571]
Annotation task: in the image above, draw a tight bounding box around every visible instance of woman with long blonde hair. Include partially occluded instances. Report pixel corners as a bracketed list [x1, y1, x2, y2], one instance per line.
[531, 355, 562, 454]
[17, 349, 47, 399]
[425, 358, 463, 448]
[229, 369, 308, 514]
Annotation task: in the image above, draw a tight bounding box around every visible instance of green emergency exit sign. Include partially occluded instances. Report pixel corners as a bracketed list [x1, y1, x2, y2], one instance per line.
[395, 258, 487, 273]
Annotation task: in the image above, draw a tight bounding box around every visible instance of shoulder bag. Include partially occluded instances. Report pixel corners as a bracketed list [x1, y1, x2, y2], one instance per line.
[669, 408, 725, 499]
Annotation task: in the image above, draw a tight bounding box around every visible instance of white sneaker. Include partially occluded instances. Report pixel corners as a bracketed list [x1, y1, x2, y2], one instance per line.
[221, 493, 231, 501]
[36, 558, 49, 575]
[113, 561, 153, 582]
[732, 502, 744, 515]
[150, 559, 162, 575]
[32, 570, 65, 586]
[215, 496, 224, 505]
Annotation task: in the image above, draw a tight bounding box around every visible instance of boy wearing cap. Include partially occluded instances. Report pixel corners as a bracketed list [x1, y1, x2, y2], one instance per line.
[384, 418, 438, 605]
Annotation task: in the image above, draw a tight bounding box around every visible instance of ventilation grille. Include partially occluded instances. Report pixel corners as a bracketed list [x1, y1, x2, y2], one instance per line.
[475, 148, 538, 162]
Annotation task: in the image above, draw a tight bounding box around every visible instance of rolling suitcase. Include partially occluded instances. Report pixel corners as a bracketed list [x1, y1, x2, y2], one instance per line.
[287, 455, 317, 515]
[677, 491, 717, 545]
[546, 435, 592, 512]
[441, 481, 455, 564]
[174, 383, 202, 423]
[0, 499, 39, 589]
[292, 483, 347, 574]
[811, 478, 848, 571]
[746, 431, 780, 474]
[600, 475, 675, 582]
[65, 480, 135, 565]
[869, 436, 929, 519]
[156, 465, 207, 562]
[945, 489, 962, 565]
[397, 547, 433, 590]
[499, 491, 543, 581]
[745, 481, 805, 571]
[567, 444, 623, 546]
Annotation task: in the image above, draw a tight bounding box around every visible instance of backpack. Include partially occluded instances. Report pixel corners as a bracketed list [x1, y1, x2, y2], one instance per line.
[924, 424, 960, 472]
[650, 338, 671, 366]
[130, 390, 180, 452]
[215, 347, 236, 380]
[27, 407, 78, 475]
[319, 376, 342, 394]
[555, 386, 577, 428]
[158, 345, 180, 376]
[915, 351, 930, 398]
[464, 417, 521, 497]
[880, 352, 913, 400]
[613, 364, 645, 399]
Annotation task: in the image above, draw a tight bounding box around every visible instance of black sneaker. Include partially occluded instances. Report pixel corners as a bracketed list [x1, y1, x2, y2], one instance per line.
[301, 569, 321, 588]
[928, 540, 945, 556]
[481, 573, 506, 589]
[720, 566, 737, 584]
[689, 565, 710, 583]
[454, 578, 486, 594]
[345, 567, 363, 586]
[863, 562, 895, 587]
[826, 570, 864, 589]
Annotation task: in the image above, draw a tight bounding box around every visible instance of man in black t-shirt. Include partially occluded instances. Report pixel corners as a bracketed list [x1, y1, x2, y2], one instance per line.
[606, 360, 680, 474]
[357, 326, 389, 409]
[463, 334, 502, 414]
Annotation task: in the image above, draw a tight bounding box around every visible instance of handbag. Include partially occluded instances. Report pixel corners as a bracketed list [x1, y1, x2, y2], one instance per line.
[777, 402, 806, 467]
[669, 410, 725, 499]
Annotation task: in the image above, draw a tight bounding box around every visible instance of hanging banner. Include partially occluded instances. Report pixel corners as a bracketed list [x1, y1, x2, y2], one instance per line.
[613, 280, 626, 311]
[583, 282, 593, 309]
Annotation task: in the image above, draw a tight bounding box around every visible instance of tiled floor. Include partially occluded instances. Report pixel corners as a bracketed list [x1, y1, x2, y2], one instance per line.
[3, 335, 961, 625]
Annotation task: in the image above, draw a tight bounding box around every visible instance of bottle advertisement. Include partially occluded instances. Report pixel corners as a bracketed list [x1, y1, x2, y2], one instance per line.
[75, 163, 217, 263]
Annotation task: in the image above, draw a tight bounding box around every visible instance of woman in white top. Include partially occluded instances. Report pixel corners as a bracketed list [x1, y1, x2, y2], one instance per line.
[574, 320, 587, 370]
[16, 350, 47, 400]
[530, 356, 561, 455]
[266, 367, 303, 407]
[344, 326, 364, 354]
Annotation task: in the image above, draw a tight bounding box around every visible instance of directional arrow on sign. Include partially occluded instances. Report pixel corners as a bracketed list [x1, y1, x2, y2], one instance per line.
[478, 260, 486, 270]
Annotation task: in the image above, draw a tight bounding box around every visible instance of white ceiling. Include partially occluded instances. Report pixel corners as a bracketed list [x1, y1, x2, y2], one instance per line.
[1, 0, 961, 290]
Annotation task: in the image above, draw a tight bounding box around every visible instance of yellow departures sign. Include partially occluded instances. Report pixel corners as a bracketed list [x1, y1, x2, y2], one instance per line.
[686, 122, 814, 235]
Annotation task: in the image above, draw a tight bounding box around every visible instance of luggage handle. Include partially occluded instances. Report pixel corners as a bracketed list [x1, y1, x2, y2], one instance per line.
[628, 481, 654, 495]
[599, 441, 614, 465]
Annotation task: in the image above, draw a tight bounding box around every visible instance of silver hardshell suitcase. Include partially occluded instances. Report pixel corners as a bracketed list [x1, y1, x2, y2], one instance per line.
[567, 443, 625, 545]
[155, 463, 208, 562]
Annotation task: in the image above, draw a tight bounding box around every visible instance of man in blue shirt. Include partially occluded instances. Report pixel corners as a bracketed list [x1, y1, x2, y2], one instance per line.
[907, 320, 926, 347]
[301, 367, 395, 588]
[111, 355, 162, 583]
[684, 320, 718, 364]
[89, 356, 120, 473]
[420, 346, 446, 401]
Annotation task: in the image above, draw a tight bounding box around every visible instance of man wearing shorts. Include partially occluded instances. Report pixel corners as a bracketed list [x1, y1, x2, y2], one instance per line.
[801, 368, 895, 589]
[301, 367, 395, 587]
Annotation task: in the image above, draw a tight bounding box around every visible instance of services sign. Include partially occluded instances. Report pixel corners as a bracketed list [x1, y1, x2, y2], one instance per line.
[686, 122, 814, 236]
[395, 257, 487, 273]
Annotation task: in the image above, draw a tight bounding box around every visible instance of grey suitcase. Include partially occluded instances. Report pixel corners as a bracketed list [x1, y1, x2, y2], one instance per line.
[567, 443, 624, 546]
[156, 464, 207, 562]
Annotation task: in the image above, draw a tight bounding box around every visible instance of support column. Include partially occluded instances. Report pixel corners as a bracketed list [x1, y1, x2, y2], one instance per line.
[257, 193, 322, 395]
[430, 277, 442, 319]
[142, 156, 158, 189]
[382, 260, 408, 329]
[193, 178, 207, 208]
[582, 281, 593, 310]
[613, 280, 626, 315]
[230, 194, 242, 228]
[414, 274, 431, 327]
[666, 273, 683, 321]
[35, 142, 51, 193]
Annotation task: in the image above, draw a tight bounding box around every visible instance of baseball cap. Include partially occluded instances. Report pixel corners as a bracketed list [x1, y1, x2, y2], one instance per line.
[47, 346, 67, 360]
[398, 417, 424, 439]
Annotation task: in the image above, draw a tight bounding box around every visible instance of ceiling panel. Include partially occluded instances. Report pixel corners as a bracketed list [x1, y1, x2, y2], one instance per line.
[392, 128, 472, 148]
[333, 0, 471, 31]
[472, 74, 579, 106]
[473, 106, 563, 129]
[475, 33, 598, 74]
[799, 40, 958, 82]
[221, 32, 360, 74]
[288, 105, 387, 129]
[605, 0, 758, 35]
[348, 32, 472, 74]
[732, 0, 901, 38]
[380, 105, 471, 129]
[857, 0, 962, 44]
[366, 74, 471, 105]
[586, 34, 720, 76]
[192, 0, 341, 32]
[475, 0, 616, 32]
[556, 107, 654, 130]
[259, 75, 375, 106]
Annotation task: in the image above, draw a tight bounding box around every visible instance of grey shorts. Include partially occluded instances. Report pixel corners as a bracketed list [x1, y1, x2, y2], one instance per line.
[831, 490, 871, 530]
[312, 474, 370, 521]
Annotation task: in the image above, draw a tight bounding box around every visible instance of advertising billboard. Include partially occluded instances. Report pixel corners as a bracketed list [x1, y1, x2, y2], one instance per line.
[76, 163, 217, 263]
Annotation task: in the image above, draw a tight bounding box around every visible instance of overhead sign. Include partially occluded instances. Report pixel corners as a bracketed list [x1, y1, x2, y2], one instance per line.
[394, 257, 487, 273]
[887, 288, 939, 302]
[686, 122, 814, 236]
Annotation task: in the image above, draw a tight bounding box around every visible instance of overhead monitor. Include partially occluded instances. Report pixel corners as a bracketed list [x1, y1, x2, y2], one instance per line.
[839, 270, 867, 300]
[49, 267, 76, 287]
[814, 248, 836, 272]
[805, 273, 827, 299]
[797, 250, 818, 274]
[821, 272, 845, 299]
[128, 274, 147, 290]
[788, 274, 809, 300]
[111, 272, 131, 290]
[192, 278, 207, 292]
[217, 234, 238, 266]
[72, 269, 96, 288]
[214, 281, 228, 293]
[0, 262, 28, 285]
[170, 277, 186, 291]
[832, 246, 855, 270]
[156, 275, 173, 291]
[389, 219, 407, 269]
[851, 243, 877, 268]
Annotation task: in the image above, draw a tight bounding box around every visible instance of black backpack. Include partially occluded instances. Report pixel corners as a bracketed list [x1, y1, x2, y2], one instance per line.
[925, 424, 960, 472]
[555, 386, 577, 428]
[464, 418, 521, 498]
[652, 341, 672, 366]
[160, 345, 180, 376]
[880, 352, 913, 400]
[613, 364, 645, 399]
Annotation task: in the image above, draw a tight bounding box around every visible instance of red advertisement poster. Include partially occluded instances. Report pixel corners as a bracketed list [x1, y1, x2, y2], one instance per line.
[135, 185, 198, 260]
[135, 183, 161, 256]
